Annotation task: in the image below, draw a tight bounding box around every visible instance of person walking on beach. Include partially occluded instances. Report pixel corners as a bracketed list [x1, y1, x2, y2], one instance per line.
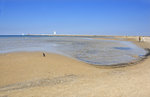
[139, 36, 141, 42]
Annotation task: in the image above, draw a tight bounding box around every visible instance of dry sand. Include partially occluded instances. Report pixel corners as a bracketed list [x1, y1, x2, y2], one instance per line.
[0, 37, 150, 97]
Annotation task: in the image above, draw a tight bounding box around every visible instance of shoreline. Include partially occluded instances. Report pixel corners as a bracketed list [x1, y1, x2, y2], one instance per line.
[95, 48, 150, 68]
[1, 36, 150, 97]
[0, 36, 149, 67]
[90, 36, 150, 68]
[0, 36, 150, 68]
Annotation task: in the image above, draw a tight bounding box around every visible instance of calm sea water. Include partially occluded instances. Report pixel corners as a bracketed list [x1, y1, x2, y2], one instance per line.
[0, 35, 147, 65]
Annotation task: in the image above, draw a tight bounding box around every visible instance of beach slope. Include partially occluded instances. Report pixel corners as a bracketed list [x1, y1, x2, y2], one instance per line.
[0, 41, 150, 97]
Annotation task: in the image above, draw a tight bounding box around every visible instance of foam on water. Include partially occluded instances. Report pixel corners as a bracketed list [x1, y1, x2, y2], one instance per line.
[0, 36, 147, 65]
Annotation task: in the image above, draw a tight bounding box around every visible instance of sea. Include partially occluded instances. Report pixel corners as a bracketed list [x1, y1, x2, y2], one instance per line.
[0, 35, 147, 65]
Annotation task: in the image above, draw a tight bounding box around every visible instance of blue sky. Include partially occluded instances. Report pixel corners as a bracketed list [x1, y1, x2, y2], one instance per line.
[0, 0, 150, 36]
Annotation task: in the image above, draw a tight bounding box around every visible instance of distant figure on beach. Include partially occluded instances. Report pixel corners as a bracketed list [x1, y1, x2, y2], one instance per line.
[43, 53, 46, 57]
[139, 36, 141, 42]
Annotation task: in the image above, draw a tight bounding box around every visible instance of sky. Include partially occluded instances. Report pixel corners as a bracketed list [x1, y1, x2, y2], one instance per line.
[0, 0, 150, 36]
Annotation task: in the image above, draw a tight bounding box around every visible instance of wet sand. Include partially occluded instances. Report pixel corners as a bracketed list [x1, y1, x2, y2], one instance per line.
[0, 37, 150, 97]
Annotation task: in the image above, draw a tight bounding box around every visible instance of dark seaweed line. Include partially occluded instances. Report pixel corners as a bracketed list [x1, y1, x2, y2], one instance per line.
[0, 74, 78, 92]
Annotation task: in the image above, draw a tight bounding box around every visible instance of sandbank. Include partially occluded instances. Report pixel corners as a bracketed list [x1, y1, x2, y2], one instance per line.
[0, 37, 150, 97]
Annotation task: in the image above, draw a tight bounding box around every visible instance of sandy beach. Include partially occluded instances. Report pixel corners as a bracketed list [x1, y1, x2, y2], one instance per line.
[0, 37, 150, 97]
